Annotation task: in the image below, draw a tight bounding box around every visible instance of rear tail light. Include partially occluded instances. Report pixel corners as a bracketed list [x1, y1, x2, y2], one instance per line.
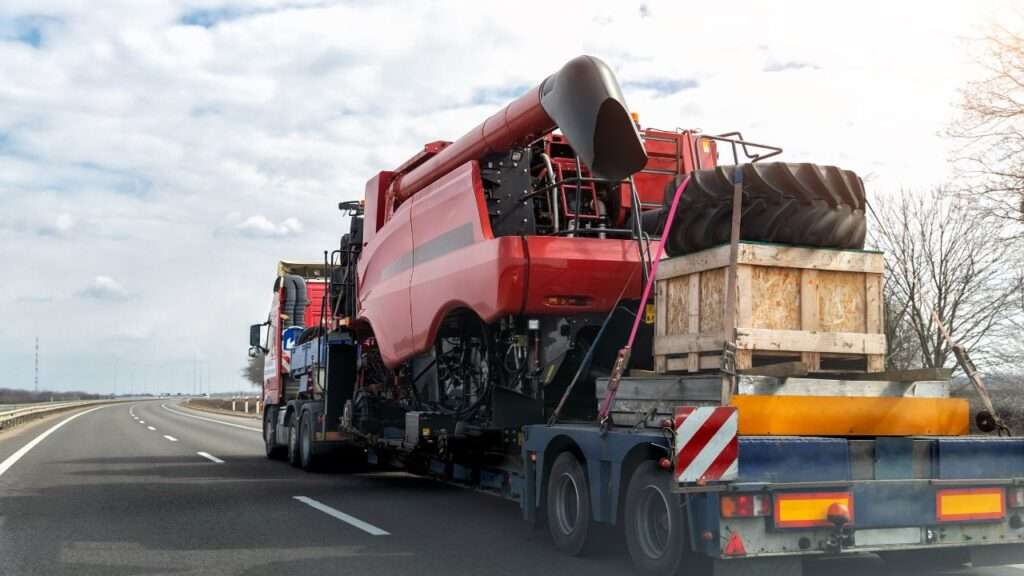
[1010, 488, 1024, 508]
[721, 493, 769, 518]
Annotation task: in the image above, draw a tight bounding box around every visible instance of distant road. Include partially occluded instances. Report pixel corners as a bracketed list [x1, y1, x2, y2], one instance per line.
[0, 399, 1022, 575]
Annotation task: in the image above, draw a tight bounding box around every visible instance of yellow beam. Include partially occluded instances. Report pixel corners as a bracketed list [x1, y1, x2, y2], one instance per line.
[730, 395, 969, 436]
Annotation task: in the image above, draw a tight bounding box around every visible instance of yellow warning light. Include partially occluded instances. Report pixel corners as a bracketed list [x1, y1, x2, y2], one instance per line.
[702, 140, 711, 154]
[630, 111, 640, 124]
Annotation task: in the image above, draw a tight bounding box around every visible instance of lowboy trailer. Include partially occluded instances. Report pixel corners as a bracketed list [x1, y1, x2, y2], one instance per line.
[249, 56, 1024, 575]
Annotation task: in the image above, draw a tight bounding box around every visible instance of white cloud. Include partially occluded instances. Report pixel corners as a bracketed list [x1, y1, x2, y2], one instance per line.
[77, 275, 132, 301]
[235, 214, 303, 237]
[55, 212, 73, 232]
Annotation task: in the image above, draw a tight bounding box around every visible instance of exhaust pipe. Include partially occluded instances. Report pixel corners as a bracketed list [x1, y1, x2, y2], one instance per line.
[390, 55, 647, 206]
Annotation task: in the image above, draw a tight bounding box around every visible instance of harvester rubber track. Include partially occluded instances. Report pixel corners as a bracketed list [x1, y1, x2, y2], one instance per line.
[662, 162, 867, 256]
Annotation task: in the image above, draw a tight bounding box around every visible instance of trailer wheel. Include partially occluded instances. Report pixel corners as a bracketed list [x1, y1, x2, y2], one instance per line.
[287, 414, 300, 467]
[546, 452, 592, 556]
[264, 408, 285, 460]
[298, 411, 319, 472]
[624, 460, 689, 576]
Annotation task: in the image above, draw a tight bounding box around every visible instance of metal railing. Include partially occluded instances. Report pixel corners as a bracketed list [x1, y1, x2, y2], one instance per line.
[0, 399, 127, 430]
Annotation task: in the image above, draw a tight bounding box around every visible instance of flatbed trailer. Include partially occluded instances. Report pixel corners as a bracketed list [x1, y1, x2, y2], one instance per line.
[267, 332, 1024, 576]
[247, 55, 1024, 576]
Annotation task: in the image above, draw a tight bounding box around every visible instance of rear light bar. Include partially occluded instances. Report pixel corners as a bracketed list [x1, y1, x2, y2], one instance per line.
[936, 488, 1005, 522]
[721, 493, 769, 518]
[773, 492, 854, 528]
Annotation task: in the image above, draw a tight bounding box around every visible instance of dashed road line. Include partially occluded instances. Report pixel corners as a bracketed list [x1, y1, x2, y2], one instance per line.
[147, 426, 156, 431]
[197, 452, 224, 463]
[293, 496, 390, 536]
[139, 420, 145, 424]
[160, 403, 261, 433]
[163, 435, 178, 442]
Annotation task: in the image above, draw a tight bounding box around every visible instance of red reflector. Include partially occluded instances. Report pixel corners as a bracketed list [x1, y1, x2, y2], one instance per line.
[724, 531, 746, 556]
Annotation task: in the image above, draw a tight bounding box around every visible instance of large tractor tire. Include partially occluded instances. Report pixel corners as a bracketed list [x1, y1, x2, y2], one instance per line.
[659, 163, 867, 256]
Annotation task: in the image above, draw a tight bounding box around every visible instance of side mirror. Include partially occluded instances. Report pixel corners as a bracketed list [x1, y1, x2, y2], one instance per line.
[249, 323, 268, 354]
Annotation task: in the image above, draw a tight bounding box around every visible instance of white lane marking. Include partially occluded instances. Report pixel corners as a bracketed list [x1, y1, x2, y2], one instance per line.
[147, 426, 156, 431]
[129, 406, 136, 418]
[163, 435, 178, 442]
[197, 451, 224, 463]
[139, 420, 145, 424]
[0, 405, 109, 478]
[160, 403, 261, 433]
[293, 496, 390, 536]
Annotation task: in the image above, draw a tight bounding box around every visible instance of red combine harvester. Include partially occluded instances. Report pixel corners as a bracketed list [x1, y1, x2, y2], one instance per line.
[251, 56, 1024, 575]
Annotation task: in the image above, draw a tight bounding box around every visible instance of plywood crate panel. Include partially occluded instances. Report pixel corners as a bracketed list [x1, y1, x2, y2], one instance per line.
[653, 242, 886, 373]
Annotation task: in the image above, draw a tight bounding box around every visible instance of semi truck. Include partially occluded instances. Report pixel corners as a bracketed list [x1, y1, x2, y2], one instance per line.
[249, 55, 1024, 575]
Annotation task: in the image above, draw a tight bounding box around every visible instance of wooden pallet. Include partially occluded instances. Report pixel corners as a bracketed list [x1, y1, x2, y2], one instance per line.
[654, 242, 886, 373]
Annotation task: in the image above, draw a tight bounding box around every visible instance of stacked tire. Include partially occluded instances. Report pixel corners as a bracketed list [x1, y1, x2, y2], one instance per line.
[659, 163, 867, 257]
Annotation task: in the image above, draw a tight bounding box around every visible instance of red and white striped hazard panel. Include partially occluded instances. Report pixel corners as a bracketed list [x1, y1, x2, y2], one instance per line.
[674, 406, 739, 484]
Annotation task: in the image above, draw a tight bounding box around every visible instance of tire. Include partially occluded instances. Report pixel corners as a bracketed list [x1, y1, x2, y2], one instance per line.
[298, 411, 319, 472]
[264, 408, 285, 460]
[546, 452, 592, 556]
[287, 413, 300, 467]
[624, 460, 691, 576]
[662, 163, 867, 256]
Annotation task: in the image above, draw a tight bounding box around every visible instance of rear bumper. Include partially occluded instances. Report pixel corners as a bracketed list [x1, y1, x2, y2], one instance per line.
[712, 499, 1024, 559]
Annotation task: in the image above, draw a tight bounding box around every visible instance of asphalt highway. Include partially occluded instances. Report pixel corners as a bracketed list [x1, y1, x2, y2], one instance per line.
[1, 400, 1022, 576]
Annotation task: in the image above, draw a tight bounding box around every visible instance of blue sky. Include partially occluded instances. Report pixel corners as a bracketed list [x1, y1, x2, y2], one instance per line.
[0, 0, 1012, 393]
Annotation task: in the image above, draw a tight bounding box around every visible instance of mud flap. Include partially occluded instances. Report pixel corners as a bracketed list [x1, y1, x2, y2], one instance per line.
[712, 557, 802, 576]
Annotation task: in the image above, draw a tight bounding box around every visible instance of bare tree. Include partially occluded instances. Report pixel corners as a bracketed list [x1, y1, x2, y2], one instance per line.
[950, 25, 1024, 229]
[870, 189, 1020, 370]
[882, 283, 921, 370]
[241, 354, 264, 388]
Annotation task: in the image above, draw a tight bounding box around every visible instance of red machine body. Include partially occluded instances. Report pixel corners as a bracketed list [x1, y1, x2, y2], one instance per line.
[357, 131, 715, 367]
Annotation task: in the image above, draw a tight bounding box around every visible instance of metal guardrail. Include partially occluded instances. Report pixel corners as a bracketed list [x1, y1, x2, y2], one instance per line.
[0, 399, 127, 430]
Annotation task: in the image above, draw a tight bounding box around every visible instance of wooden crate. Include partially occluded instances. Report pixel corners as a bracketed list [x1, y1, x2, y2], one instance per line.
[654, 242, 886, 373]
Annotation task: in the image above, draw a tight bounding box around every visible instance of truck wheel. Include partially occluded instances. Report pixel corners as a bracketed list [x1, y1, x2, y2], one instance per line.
[624, 460, 689, 576]
[287, 415, 301, 467]
[264, 408, 285, 460]
[299, 412, 319, 472]
[546, 452, 592, 556]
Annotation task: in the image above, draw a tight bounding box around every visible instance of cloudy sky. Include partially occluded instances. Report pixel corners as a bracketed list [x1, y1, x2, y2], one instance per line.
[0, 0, 1013, 394]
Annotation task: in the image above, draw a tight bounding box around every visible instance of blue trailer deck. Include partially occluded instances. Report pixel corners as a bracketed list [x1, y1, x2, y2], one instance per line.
[520, 422, 1024, 575]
